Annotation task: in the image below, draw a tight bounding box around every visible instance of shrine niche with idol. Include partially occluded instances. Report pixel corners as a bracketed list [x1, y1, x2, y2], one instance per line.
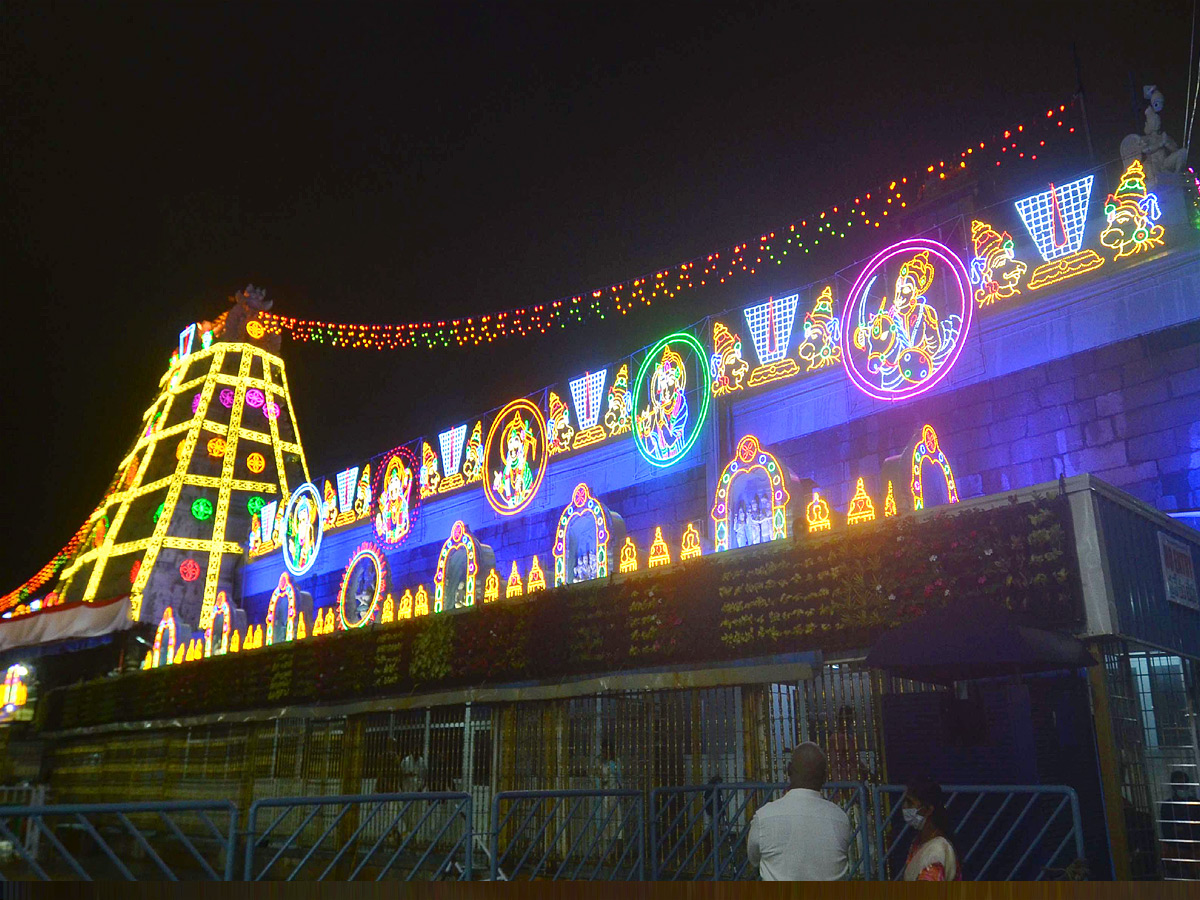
[433, 520, 496, 612]
[553, 483, 626, 587]
[711, 435, 793, 552]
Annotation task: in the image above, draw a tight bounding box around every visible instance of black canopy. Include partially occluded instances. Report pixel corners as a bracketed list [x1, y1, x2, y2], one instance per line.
[864, 598, 1095, 683]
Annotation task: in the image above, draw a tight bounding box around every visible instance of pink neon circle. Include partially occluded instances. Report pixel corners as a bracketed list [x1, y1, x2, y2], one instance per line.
[191, 393, 202, 414]
[219, 389, 236, 408]
[838, 238, 973, 402]
[245, 388, 265, 408]
[264, 401, 281, 419]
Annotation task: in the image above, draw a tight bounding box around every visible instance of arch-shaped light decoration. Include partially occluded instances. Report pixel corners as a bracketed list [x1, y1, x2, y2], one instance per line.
[434, 521, 479, 612]
[204, 590, 233, 656]
[710, 434, 791, 552]
[266, 572, 298, 645]
[152, 607, 177, 668]
[552, 483, 612, 587]
[910, 424, 960, 511]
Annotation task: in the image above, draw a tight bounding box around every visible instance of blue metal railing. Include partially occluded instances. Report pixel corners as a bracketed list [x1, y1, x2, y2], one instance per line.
[0, 800, 237, 881]
[872, 784, 1085, 881]
[648, 782, 870, 880]
[243, 792, 472, 881]
[0, 782, 1087, 881]
[490, 789, 644, 881]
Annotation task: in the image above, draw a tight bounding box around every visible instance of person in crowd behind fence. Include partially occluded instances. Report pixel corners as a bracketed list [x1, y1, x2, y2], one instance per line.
[1160, 769, 1200, 880]
[902, 781, 961, 881]
[593, 743, 623, 850]
[746, 742, 851, 880]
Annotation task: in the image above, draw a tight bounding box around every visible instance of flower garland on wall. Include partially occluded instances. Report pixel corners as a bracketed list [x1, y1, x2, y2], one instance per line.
[257, 104, 1082, 350]
[40, 497, 1079, 731]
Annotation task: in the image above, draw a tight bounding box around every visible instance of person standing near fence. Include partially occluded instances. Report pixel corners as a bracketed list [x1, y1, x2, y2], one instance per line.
[593, 744, 623, 849]
[901, 782, 961, 881]
[746, 743, 851, 880]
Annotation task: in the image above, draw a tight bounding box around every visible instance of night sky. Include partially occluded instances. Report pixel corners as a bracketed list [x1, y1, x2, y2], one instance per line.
[2, 1, 1195, 590]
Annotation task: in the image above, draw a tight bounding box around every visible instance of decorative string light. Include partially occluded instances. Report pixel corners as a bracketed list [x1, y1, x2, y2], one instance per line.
[254, 103, 1080, 351]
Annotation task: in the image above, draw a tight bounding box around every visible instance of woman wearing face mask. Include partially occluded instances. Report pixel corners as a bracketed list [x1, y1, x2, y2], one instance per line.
[901, 781, 961, 881]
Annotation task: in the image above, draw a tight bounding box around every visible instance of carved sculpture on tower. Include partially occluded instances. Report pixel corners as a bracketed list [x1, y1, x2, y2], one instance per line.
[1120, 86, 1189, 184]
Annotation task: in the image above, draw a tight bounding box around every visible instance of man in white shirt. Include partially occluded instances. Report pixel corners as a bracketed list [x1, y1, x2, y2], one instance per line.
[746, 742, 851, 880]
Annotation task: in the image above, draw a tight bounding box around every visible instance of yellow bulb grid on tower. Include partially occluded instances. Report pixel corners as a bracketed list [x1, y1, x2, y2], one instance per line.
[205, 349, 253, 609]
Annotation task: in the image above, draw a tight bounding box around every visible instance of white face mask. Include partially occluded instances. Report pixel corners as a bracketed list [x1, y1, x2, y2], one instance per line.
[902, 807, 927, 830]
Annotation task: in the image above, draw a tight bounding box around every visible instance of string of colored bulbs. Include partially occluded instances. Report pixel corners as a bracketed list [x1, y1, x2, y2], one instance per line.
[260, 99, 1080, 351]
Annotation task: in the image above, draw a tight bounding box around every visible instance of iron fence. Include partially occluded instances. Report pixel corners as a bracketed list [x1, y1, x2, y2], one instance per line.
[0, 800, 236, 881]
[648, 781, 869, 880]
[490, 789, 644, 880]
[872, 784, 1085, 880]
[242, 791, 472, 881]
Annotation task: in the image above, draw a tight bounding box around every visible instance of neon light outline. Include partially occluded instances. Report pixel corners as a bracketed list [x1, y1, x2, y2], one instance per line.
[633, 331, 712, 467]
[839, 238, 973, 402]
[619, 537, 638, 573]
[372, 445, 420, 548]
[552, 483, 612, 587]
[846, 477, 877, 525]
[434, 520, 479, 612]
[337, 541, 388, 629]
[527, 556, 547, 593]
[806, 491, 831, 532]
[266, 572, 298, 644]
[648, 527, 671, 567]
[204, 590, 232, 656]
[483, 398, 548, 516]
[911, 424, 959, 511]
[282, 482, 323, 577]
[711, 434, 791, 552]
[680, 523, 702, 560]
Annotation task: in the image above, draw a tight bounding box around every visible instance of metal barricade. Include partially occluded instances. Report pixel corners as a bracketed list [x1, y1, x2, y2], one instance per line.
[0, 800, 237, 881]
[649, 782, 870, 880]
[490, 789, 644, 881]
[243, 791, 472, 881]
[872, 784, 1085, 881]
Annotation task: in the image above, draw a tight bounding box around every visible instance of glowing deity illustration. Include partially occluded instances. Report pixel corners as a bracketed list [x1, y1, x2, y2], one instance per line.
[604, 364, 632, 435]
[374, 455, 414, 544]
[286, 493, 318, 573]
[322, 480, 338, 530]
[969, 220, 1027, 307]
[492, 412, 538, 510]
[710, 322, 750, 395]
[420, 442, 440, 498]
[1100, 160, 1165, 261]
[852, 251, 962, 392]
[798, 287, 841, 372]
[546, 392, 575, 455]
[352, 464, 372, 519]
[461, 421, 484, 483]
[636, 345, 689, 463]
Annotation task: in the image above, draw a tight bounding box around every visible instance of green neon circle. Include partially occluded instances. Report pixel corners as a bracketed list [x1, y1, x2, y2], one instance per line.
[191, 498, 214, 521]
[247, 496, 266, 516]
[631, 330, 712, 468]
[153, 502, 165, 524]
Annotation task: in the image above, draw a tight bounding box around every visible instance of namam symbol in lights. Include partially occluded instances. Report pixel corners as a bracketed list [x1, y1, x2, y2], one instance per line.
[553, 483, 611, 587]
[373, 446, 419, 548]
[744, 293, 800, 386]
[1100, 160, 1165, 261]
[911, 425, 959, 511]
[711, 435, 790, 552]
[841, 239, 971, 402]
[846, 478, 876, 525]
[434, 521, 479, 612]
[204, 590, 232, 656]
[798, 287, 841, 372]
[680, 524, 702, 560]
[266, 572, 298, 645]
[634, 332, 711, 467]
[438, 424, 468, 492]
[1014, 175, 1104, 289]
[338, 542, 388, 629]
[484, 398, 548, 516]
[570, 370, 608, 450]
[806, 492, 831, 533]
[969, 220, 1027, 308]
[619, 537, 638, 573]
[506, 562, 523, 599]
[648, 527, 671, 568]
[709, 322, 750, 396]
